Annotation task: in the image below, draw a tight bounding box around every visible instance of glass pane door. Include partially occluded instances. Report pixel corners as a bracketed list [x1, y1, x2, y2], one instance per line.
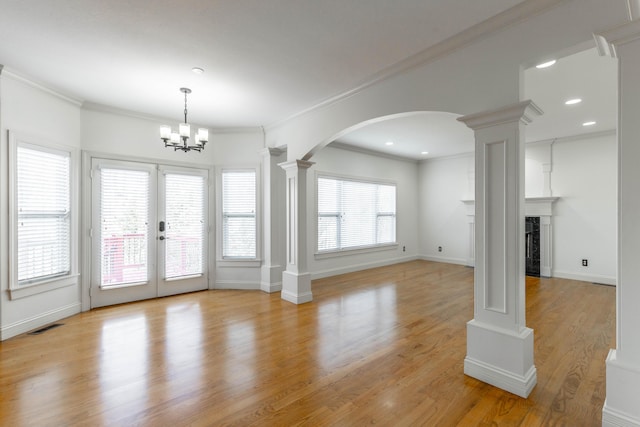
[158, 166, 208, 297]
[91, 160, 209, 308]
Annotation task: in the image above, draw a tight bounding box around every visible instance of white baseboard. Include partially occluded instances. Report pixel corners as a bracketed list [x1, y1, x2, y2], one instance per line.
[260, 281, 282, 293]
[281, 289, 313, 304]
[419, 254, 468, 266]
[1, 302, 81, 341]
[310, 255, 418, 280]
[464, 357, 537, 399]
[603, 403, 640, 427]
[214, 280, 260, 290]
[552, 270, 616, 286]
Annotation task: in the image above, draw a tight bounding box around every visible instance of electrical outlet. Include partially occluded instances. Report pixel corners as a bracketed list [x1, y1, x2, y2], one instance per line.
[403, 246, 406, 252]
[582, 259, 588, 267]
[438, 246, 442, 252]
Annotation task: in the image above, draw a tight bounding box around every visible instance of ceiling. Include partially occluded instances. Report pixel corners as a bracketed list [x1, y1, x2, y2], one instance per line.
[0, 1, 616, 160]
[0, 0, 524, 128]
[335, 47, 618, 160]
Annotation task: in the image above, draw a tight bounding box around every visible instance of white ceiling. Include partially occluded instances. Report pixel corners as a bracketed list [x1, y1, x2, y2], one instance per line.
[335, 47, 618, 160]
[0, 1, 617, 160]
[0, 0, 524, 128]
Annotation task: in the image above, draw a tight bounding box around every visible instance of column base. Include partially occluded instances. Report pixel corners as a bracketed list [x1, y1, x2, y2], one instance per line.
[465, 319, 537, 398]
[602, 349, 640, 426]
[281, 271, 312, 304]
[260, 264, 284, 293]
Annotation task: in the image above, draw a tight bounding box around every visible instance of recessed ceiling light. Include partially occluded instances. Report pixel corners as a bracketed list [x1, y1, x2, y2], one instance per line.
[565, 98, 582, 105]
[192, 67, 205, 74]
[385, 141, 394, 146]
[583, 121, 596, 126]
[421, 151, 429, 155]
[535, 60, 556, 69]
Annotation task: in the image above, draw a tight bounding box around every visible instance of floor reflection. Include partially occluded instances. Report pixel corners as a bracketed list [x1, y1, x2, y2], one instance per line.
[165, 302, 204, 399]
[225, 320, 257, 392]
[317, 284, 397, 371]
[99, 313, 149, 422]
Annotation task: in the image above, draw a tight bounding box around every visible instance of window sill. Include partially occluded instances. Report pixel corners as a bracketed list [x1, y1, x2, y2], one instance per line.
[217, 259, 262, 268]
[315, 243, 399, 260]
[9, 274, 79, 300]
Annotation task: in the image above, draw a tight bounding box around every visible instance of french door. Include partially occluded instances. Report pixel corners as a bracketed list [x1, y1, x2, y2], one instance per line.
[90, 158, 209, 308]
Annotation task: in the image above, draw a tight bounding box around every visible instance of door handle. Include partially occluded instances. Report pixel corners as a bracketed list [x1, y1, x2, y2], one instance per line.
[159, 236, 165, 241]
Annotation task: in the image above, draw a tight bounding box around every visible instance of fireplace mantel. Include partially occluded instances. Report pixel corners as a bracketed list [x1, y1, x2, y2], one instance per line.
[461, 197, 559, 277]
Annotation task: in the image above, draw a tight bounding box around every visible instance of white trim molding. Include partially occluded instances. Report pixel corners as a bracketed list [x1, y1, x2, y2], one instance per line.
[0, 302, 81, 341]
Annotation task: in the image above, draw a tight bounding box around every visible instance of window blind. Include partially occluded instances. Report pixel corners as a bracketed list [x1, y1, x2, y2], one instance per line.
[17, 146, 71, 284]
[164, 173, 205, 278]
[317, 176, 396, 252]
[222, 170, 256, 258]
[100, 168, 149, 287]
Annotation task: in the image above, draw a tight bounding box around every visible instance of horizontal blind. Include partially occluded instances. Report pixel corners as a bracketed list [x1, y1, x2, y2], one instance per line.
[100, 168, 149, 287]
[222, 170, 256, 258]
[376, 184, 396, 244]
[17, 146, 71, 283]
[317, 178, 339, 251]
[317, 176, 396, 251]
[165, 173, 205, 279]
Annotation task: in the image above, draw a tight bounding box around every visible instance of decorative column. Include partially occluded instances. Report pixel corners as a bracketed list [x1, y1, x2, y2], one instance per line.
[458, 100, 542, 398]
[278, 159, 314, 304]
[260, 147, 287, 293]
[462, 200, 475, 267]
[596, 19, 640, 427]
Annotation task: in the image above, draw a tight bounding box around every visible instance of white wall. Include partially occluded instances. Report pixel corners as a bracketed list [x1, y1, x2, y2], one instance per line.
[0, 73, 83, 339]
[81, 107, 266, 291]
[551, 133, 617, 284]
[308, 145, 419, 279]
[416, 133, 617, 283]
[418, 153, 474, 265]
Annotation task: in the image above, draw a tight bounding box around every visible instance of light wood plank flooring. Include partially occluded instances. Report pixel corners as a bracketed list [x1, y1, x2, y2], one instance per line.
[0, 261, 615, 426]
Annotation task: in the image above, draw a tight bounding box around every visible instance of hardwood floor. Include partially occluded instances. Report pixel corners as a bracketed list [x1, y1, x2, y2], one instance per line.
[0, 261, 614, 426]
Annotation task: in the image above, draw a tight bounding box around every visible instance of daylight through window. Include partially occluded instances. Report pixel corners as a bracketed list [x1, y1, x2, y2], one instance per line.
[317, 175, 396, 252]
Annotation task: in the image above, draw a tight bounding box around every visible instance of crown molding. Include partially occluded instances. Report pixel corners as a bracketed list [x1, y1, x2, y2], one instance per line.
[527, 128, 616, 145]
[457, 100, 543, 130]
[266, 0, 565, 131]
[1, 66, 83, 107]
[628, 0, 640, 20]
[81, 101, 262, 135]
[329, 142, 419, 164]
[595, 18, 640, 58]
[419, 151, 475, 164]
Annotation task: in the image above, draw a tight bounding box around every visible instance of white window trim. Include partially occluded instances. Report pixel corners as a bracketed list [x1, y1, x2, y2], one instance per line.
[8, 131, 79, 300]
[216, 166, 262, 268]
[314, 171, 398, 259]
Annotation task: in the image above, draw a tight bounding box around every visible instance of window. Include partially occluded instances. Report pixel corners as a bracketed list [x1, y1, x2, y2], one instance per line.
[99, 168, 150, 287]
[317, 175, 396, 252]
[15, 144, 71, 285]
[222, 170, 256, 258]
[164, 172, 206, 278]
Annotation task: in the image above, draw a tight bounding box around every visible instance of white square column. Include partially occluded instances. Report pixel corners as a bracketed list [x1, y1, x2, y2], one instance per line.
[260, 147, 287, 293]
[278, 160, 314, 304]
[458, 100, 542, 398]
[596, 19, 640, 427]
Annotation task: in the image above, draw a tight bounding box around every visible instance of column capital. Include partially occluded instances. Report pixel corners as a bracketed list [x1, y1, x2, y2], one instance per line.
[260, 146, 286, 158]
[278, 159, 315, 172]
[457, 100, 543, 130]
[595, 18, 640, 58]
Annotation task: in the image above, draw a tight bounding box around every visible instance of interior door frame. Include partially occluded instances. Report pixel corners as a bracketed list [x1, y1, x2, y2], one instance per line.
[80, 151, 215, 312]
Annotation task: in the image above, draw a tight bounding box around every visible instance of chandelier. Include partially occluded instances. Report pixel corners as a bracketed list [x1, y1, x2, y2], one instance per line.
[160, 87, 209, 152]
